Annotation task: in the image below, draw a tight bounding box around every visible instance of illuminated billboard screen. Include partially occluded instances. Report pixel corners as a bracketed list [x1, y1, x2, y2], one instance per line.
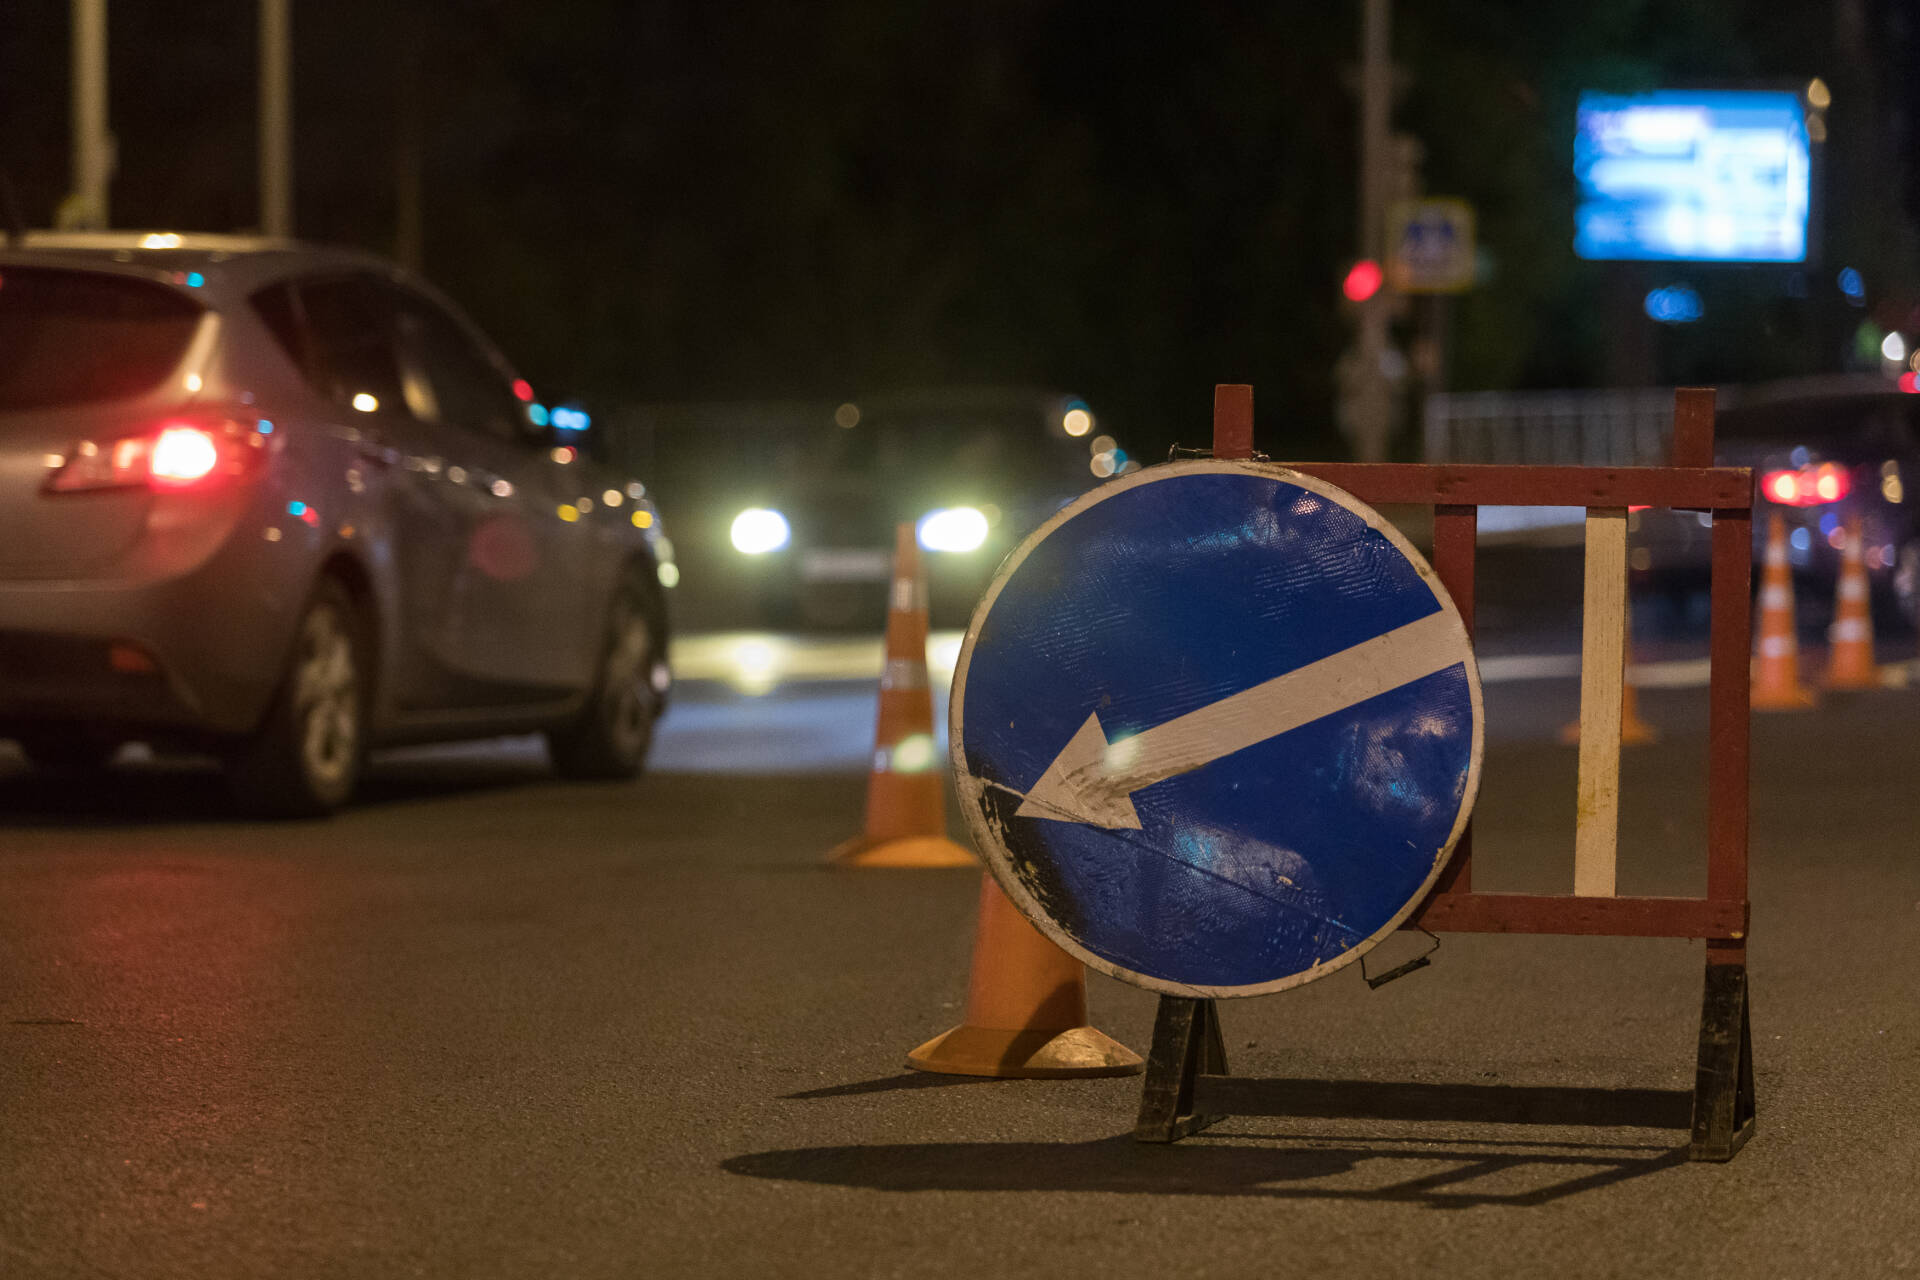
[1574, 90, 1811, 262]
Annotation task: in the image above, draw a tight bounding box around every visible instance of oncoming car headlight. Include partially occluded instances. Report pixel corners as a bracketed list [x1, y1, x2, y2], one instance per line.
[917, 506, 989, 553]
[730, 508, 790, 554]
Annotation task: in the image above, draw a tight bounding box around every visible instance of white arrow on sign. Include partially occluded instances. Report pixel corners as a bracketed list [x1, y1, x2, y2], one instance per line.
[1015, 608, 1466, 830]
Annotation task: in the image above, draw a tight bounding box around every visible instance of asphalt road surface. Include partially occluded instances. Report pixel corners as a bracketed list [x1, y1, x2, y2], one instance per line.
[1, 634, 1916, 1278]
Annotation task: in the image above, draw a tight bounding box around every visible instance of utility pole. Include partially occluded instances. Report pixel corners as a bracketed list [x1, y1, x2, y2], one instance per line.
[1337, 0, 1396, 462]
[60, 0, 112, 229]
[393, 39, 424, 271]
[259, 0, 293, 237]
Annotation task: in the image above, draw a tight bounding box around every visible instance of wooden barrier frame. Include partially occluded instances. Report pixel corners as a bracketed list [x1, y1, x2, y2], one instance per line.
[1134, 384, 1755, 1162]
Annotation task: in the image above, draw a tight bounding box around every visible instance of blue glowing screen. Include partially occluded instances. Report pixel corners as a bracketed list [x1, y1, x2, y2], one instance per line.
[1575, 90, 1810, 263]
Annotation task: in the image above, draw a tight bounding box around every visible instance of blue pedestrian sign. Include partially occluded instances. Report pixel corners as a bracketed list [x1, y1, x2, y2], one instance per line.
[951, 461, 1483, 998]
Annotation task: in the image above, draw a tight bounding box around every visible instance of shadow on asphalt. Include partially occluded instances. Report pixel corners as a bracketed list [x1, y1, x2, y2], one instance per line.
[725, 1135, 1689, 1208]
[784, 1072, 1002, 1100]
[1193, 1077, 1694, 1129]
[740, 1077, 1695, 1206]
[0, 754, 556, 828]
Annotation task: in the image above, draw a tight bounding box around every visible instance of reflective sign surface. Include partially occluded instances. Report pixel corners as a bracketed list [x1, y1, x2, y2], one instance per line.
[952, 462, 1482, 997]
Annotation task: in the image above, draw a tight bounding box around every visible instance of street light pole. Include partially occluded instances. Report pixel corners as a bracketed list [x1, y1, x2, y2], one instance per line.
[259, 0, 292, 237]
[1340, 0, 1395, 463]
[65, 0, 111, 229]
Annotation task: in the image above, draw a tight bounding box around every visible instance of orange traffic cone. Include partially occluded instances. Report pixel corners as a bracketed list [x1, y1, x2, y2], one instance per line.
[1560, 600, 1659, 746]
[1824, 513, 1879, 690]
[1752, 512, 1818, 711]
[908, 874, 1143, 1078]
[827, 525, 977, 868]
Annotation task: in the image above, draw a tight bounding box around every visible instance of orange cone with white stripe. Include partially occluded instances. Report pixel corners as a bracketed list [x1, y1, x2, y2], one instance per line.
[907, 874, 1143, 1078]
[827, 524, 977, 868]
[1752, 512, 1818, 711]
[1823, 514, 1878, 690]
[1560, 600, 1659, 746]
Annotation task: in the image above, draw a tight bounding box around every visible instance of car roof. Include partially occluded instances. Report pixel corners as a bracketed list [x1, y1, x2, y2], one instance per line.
[0, 230, 398, 288]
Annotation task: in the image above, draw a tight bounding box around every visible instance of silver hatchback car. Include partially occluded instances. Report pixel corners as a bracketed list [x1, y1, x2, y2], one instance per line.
[0, 233, 674, 815]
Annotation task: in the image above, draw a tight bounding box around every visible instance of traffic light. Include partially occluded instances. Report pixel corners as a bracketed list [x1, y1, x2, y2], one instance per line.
[1343, 259, 1384, 303]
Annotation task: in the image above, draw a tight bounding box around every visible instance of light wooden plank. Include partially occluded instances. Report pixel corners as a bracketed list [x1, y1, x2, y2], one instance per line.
[1574, 507, 1627, 898]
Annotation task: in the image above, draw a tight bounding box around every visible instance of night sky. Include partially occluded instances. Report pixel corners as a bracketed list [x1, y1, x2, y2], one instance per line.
[5, 0, 1919, 460]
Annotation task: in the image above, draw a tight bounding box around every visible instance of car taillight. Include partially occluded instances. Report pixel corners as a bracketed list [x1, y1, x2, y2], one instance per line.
[45, 418, 268, 493]
[1760, 464, 1850, 507]
[149, 426, 220, 486]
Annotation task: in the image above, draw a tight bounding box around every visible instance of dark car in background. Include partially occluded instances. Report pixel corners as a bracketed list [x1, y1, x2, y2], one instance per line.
[1633, 378, 1920, 627]
[623, 389, 1127, 629]
[0, 233, 675, 814]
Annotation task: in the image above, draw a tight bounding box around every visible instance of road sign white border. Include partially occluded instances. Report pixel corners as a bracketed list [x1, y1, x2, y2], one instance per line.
[949, 459, 1485, 999]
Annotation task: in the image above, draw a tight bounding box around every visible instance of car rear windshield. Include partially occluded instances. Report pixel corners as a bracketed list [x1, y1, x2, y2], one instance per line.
[0, 266, 202, 410]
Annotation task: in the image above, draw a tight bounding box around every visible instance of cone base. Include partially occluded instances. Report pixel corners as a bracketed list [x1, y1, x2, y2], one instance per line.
[1751, 686, 1819, 711]
[1558, 716, 1661, 746]
[828, 834, 978, 869]
[1822, 666, 1879, 691]
[907, 1023, 1144, 1079]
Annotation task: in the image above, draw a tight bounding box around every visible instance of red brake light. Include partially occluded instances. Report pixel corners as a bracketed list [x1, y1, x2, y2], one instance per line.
[45, 417, 267, 494]
[1764, 471, 1800, 503]
[149, 426, 220, 485]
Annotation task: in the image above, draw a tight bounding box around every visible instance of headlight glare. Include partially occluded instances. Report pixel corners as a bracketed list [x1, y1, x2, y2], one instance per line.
[730, 507, 790, 554]
[917, 506, 989, 553]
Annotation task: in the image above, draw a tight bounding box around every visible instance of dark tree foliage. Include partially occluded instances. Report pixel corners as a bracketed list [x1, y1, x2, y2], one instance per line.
[2, 0, 1917, 460]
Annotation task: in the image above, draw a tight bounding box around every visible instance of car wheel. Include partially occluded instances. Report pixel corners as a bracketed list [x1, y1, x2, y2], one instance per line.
[226, 578, 367, 817]
[1895, 539, 1920, 630]
[16, 729, 120, 774]
[548, 577, 666, 781]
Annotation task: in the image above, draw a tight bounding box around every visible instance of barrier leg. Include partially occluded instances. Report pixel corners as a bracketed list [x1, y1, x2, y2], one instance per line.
[1133, 996, 1229, 1143]
[1689, 957, 1756, 1161]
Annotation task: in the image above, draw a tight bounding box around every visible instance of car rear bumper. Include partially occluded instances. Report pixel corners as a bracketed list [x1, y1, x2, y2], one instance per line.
[0, 523, 316, 739]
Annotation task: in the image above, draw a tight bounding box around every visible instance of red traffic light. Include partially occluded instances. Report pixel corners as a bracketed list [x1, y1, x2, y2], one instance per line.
[1342, 260, 1384, 303]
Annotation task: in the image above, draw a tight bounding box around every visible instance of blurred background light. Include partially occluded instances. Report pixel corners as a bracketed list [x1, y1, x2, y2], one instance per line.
[1643, 283, 1704, 323]
[730, 508, 790, 554]
[917, 506, 989, 553]
[1342, 259, 1383, 302]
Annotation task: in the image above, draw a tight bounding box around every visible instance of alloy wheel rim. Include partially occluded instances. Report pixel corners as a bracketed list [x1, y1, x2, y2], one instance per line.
[294, 604, 359, 788]
[605, 614, 657, 754]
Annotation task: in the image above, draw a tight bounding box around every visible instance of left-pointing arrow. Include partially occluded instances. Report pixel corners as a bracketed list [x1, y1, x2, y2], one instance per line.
[1014, 609, 1467, 829]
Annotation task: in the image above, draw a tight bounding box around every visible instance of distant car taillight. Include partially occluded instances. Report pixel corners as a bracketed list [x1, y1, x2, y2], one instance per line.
[45, 417, 268, 493]
[1760, 463, 1850, 507]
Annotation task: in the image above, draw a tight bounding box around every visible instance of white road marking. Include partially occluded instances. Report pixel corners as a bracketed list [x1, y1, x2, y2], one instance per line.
[669, 632, 1737, 692]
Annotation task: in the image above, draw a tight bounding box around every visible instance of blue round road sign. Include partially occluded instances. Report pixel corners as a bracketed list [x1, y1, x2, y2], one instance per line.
[951, 461, 1482, 998]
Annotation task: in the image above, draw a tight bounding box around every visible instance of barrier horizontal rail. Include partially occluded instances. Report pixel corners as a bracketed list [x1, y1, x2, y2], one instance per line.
[1275, 462, 1751, 509]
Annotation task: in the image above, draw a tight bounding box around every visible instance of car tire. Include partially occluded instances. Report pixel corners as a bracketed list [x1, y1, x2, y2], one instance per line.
[1894, 539, 1920, 630]
[547, 574, 667, 781]
[16, 729, 120, 774]
[225, 578, 368, 818]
